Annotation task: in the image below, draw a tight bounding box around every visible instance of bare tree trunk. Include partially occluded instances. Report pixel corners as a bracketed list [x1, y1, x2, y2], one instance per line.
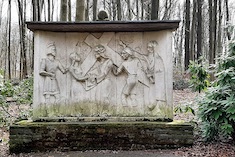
[60, 0, 67, 21]
[47, 0, 50, 21]
[225, 0, 231, 40]
[217, 0, 222, 56]
[44, 1, 47, 21]
[23, 0, 27, 77]
[68, 0, 71, 21]
[17, 0, 27, 79]
[136, 0, 139, 20]
[172, 3, 183, 70]
[76, 0, 85, 21]
[32, 0, 37, 21]
[179, 13, 184, 71]
[85, 0, 89, 21]
[0, 0, 3, 26]
[146, 3, 151, 20]
[36, 0, 40, 21]
[213, 0, 217, 60]
[39, 0, 44, 20]
[103, 0, 106, 10]
[127, 0, 131, 20]
[162, 0, 168, 20]
[141, 0, 144, 20]
[161, 0, 174, 20]
[8, 0, 11, 79]
[112, 0, 116, 20]
[32, 0, 43, 21]
[208, 0, 214, 64]
[51, 0, 55, 21]
[117, 0, 122, 20]
[190, 0, 196, 61]
[35, 0, 41, 21]
[4, 22, 7, 79]
[197, 0, 202, 60]
[93, 0, 97, 21]
[185, 0, 190, 70]
[151, 0, 159, 20]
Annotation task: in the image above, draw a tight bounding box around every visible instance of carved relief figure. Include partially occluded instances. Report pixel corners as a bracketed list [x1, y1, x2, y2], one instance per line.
[69, 52, 87, 81]
[145, 40, 157, 84]
[69, 44, 114, 104]
[69, 44, 113, 90]
[113, 47, 142, 106]
[85, 44, 113, 91]
[69, 52, 87, 100]
[39, 43, 67, 104]
[153, 42, 166, 104]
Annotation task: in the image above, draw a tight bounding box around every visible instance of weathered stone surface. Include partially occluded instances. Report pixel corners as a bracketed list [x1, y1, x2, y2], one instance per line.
[9, 121, 194, 153]
[29, 22, 175, 119]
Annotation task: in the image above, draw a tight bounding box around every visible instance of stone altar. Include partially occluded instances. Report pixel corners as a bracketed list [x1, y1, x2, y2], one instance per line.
[30, 21, 177, 120]
[10, 21, 194, 153]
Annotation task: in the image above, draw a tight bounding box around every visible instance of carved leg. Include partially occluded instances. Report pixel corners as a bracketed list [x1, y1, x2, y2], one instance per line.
[44, 94, 50, 104]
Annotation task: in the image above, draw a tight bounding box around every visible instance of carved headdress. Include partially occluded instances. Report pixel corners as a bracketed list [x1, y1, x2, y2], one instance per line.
[47, 42, 56, 57]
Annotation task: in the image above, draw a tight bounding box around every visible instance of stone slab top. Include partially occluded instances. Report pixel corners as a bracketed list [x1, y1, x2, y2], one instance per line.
[14, 120, 194, 128]
[26, 20, 180, 32]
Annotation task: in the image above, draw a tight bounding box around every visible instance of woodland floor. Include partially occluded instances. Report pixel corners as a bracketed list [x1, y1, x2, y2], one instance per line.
[1, 89, 235, 157]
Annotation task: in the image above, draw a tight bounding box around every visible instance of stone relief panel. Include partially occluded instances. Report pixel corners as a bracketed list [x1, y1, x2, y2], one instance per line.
[39, 43, 68, 104]
[34, 31, 173, 119]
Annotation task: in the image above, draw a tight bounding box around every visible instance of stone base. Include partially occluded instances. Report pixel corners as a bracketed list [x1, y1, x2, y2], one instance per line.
[9, 121, 194, 153]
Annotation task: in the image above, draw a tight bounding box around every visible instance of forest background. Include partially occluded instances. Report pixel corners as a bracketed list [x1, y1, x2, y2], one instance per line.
[0, 0, 235, 81]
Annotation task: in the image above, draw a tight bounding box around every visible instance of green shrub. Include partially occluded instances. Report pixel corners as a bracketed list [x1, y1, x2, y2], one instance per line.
[188, 58, 210, 93]
[0, 76, 33, 126]
[198, 41, 235, 141]
[14, 76, 33, 105]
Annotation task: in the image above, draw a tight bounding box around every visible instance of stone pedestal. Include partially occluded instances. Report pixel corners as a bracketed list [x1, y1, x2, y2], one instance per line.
[10, 121, 194, 153]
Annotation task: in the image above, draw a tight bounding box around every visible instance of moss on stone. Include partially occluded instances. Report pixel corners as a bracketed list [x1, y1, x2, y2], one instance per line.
[33, 100, 174, 121]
